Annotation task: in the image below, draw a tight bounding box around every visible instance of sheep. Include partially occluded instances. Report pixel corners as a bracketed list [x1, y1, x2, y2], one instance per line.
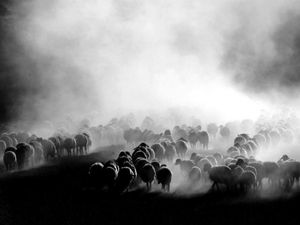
[89, 162, 104, 187]
[224, 157, 234, 166]
[0, 140, 7, 157]
[134, 158, 149, 175]
[189, 166, 202, 183]
[156, 166, 172, 192]
[104, 160, 119, 173]
[199, 131, 209, 150]
[244, 165, 257, 177]
[197, 158, 213, 173]
[262, 161, 280, 187]
[208, 166, 232, 191]
[239, 171, 257, 191]
[140, 163, 156, 191]
[0, 135, 13, 148]
[16, 132, 30, 143]
[213, 153, 223, 165]
[49, 137, 61, 155]
[3, 151, 17, 171]
[207, 123, 218, 139]
[175, 140, 188, 158]
[102, 165, 118, 190]
[239, 148, 248, 158]
[164, 143, 176, 162]
[241, 144, 253, 157]
[190, 152, 197, 161]
[175, 159, 195, 174]
[247, 140, 258, 152]
[151, 161, 160, 173]
[115, 167, 135, 193]
[82, 132, 92, 153]
[146, 147, 155, 161]
[188, 131, 198, 148]
[231, 165, 244, 185]
[15, 143, 33, 169]
[117, 156, 131, 167]
[74, 134, 88, 155]
[39, 139, 56, 160]
[220, 126, 230, 139]
[234, 136, 246, 146]
[239, 133, 250, 141]
[236, 158, 247, 168]
[253, 134, 266, 148]
[278, 160, 300, 191]
[4, 146, 17, 154]
[132, 151, 147, 163]
[206, 156, 218, 166]
[194, 155, 204, 164]
[30, 141, 44, 164]
[63, 137, 76, 156]
[151, 144, 165, 161]
[249, 162, 264, 188]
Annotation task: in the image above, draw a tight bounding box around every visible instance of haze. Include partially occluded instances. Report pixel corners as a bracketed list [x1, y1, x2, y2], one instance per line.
[1, 0, 300, 130]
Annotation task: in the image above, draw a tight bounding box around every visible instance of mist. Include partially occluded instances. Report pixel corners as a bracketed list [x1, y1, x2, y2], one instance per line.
[1, 0, 300, 133]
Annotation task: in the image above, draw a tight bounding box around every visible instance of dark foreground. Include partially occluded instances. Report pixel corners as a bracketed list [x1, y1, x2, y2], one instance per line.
[0, 146, 299, 225]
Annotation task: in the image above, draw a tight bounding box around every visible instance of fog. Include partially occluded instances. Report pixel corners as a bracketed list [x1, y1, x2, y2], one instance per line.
[1, 0, 300, 134]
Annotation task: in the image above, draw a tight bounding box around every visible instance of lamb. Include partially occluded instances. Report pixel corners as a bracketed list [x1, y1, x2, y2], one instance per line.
[156, 166, 172, 192]
[140, 163, 156, 191]
[208, 166, 232, 191]
[3, 151, 17, 171]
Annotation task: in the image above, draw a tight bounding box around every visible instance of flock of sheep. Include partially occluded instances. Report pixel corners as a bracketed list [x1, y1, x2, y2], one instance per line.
[86, 116, 300, 194]
[0, 132, 91, 170]
[1, 114, 299, 195]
